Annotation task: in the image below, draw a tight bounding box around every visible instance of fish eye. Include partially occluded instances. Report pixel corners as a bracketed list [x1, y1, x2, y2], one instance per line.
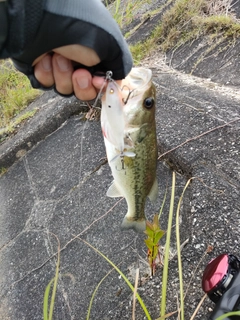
[144, 97, 154, 109]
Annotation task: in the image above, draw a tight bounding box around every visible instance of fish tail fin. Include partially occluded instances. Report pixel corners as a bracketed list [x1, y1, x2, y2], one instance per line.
[121, 216, 146, 233]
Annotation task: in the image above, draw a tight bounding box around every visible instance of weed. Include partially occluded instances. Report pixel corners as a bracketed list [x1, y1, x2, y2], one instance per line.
[129, 0, 240, 63]
[0, 60, 41, 129]
[107, 0, 152, 28]
[87, 268, 115, 320]
[42, 172, 237, 319]
[43, 233, 60, 320]
[216, 311, 240, 319]
[0, 167, 7, 176]
[160, 171, 176, 317]
[144, 214, 165, 276]
[0, 109, 38, 142]
[79, 236, 152, 319]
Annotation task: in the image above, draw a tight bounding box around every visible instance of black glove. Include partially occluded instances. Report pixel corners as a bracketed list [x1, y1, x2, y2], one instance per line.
[0, 0, 133, 89]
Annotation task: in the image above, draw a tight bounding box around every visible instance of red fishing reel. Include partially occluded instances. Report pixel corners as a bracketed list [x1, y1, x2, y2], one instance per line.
[202, 254, 240, 303]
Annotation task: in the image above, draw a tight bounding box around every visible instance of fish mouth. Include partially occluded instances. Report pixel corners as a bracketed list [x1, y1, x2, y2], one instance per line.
[121, 68, 152, 102]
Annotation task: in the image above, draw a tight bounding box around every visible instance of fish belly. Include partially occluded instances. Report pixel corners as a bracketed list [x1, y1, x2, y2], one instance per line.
[104, 125, 157, 233]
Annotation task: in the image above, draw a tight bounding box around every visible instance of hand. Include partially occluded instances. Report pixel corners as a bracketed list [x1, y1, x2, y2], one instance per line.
[6, 0, 133, 98]
[33, 44, 106, 101]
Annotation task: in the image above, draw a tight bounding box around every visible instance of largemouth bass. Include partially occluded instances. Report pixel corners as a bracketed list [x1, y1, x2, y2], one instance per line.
[101, 67, 158, 233]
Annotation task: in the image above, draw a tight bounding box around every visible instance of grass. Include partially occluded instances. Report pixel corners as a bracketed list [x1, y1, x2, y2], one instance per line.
[160, 172, 176, 318]
[86, 268, 115, 320]
[129, 0, 240, 64]
[42, 171, 240, 319]
[106, 0, 152, 28]
[0, 108, 38, 141]
[78, 237, 152, 319]
[0, 60, 41, 130]
[43, 233, 60, 320]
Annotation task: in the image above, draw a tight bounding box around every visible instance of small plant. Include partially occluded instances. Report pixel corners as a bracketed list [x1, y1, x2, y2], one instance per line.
[144, 214, 165, 276]
[0, 167, 7, 176]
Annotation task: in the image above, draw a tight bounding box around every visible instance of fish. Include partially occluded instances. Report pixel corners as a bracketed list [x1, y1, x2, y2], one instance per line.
[101, 67, 158, 233]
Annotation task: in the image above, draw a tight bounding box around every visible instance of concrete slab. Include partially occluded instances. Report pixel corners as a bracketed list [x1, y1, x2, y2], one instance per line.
[0, 91, 89, 170]
[0, 111, 180, 319]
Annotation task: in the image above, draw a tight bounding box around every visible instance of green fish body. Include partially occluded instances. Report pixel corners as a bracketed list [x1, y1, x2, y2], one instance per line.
[101, 68, 158, 233]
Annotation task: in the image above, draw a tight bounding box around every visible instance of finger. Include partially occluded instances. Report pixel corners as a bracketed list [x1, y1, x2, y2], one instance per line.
[92, 76, 106, 91]
[92, 76, 122, 91]
[34, 54, 54, 88]
[53, 45, 100, 66]
[72, 69, 97, 101]
[52, 53, 74, 95]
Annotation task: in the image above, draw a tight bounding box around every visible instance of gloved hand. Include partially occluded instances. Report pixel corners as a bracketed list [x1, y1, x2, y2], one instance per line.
[0, 0, 132, 92]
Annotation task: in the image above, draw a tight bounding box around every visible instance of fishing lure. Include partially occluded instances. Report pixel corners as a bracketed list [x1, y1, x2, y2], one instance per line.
[103, 78, 125, 152]
[101, 71, 135, 168]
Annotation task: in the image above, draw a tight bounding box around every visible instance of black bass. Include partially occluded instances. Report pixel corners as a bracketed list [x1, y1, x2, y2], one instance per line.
[101, 68, 158, 233]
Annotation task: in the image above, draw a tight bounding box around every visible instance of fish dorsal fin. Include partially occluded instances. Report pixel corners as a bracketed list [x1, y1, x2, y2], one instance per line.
[148, 178, 158, 202]
[106, 181, 123, 198]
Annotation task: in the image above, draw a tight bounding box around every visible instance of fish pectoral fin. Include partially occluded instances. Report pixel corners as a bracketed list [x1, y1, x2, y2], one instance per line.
[106, 181, 123, 198]
[148, 178, 158, 202]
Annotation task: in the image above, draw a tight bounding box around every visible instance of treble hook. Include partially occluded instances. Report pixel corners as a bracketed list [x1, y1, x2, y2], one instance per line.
[92, 70, 113, 109]
[121, 85, 133, 104]
[113, 152, 126, 171]
[121, 155, 125, 170]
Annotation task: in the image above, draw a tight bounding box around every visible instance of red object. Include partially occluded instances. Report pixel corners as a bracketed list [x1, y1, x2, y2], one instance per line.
[202, 254, 229, 293]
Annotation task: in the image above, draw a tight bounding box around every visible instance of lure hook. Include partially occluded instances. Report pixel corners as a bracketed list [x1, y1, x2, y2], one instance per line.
[121, 85, 133, 104]
[92, 70, 113, 109]
[115, 159, 126, 172]
[106, 71, 113, 81]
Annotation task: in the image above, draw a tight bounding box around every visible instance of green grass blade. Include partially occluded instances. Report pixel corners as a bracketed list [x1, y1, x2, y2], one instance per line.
[43, 278, 54, 320]
[48, 237, 60, 320]
[114, 0, 121, 15]
[176, 178, 192, 320]
[158, 186, 168, 219]
[48, 257, 60, 319]
[216, 311, 240, 320]
[43, 233, 61, 320]
[86, 268, 114, 320]
[78, 237, 152, 320]
[160, 171, 176, 317]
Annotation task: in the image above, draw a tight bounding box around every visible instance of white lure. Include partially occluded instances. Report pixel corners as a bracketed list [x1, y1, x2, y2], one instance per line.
[101, 79, 135, 161]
